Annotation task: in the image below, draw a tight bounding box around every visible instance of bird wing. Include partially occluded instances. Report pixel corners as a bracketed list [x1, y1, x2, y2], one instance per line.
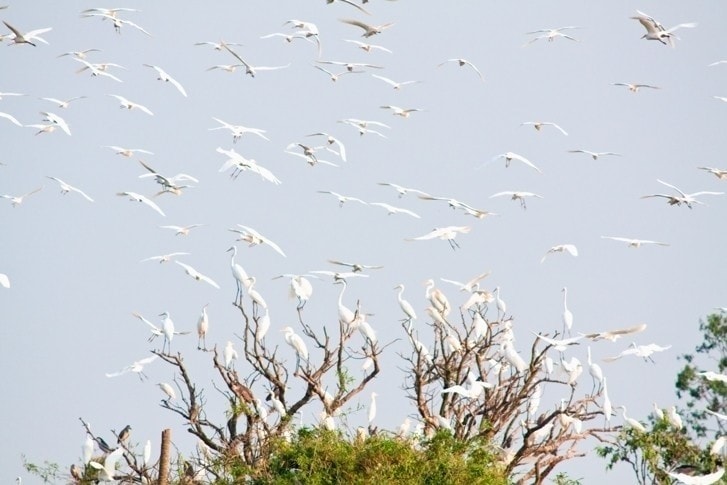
[657, 179, 687, 197]
[138, 194, 166, 216]
[509, 153, 542, 173]
[546, 122, 568, 136]
[0, 112, 23, 126]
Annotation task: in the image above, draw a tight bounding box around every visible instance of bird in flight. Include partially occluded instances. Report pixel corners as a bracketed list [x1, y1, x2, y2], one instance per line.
[1, 187, 43, 207]
[116, 191, 166, 216]
[613, 82, 660, 93]
[698, 166, 727, 180]
[406, 226, 472, 250]
[520, 121, 568, 136]
[437, 58, 484, 81]
[494, 152, 542, 173]
[541, 244, 578, 263]
[45, 176, 94, 202]
[641, 179, 724, 209]
[631, 11, 696, 47]
[327, 260, 383, 273]
[601, 236, 669, 248]
[568, 150, 621, 160]
[144, 64, 187, 97]
[339, 18, 394, 38]
[229, 224, 287, 257]
[3, 20, 52, 46]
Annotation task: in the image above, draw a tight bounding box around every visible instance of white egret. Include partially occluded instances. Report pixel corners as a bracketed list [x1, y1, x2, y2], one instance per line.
[132, 312, 191, 344]
[309, 270, 369, 282]
[667, 405, 683, 429]
[494, 152, 542, 173]
[221, 43, 290, 77]
[377, 182, 429, 198]
[380, 105, 423, 118]
[631, 11, 696, 46]
[256, 309, 271, 342]
[369, 201, 421, 218]
[560, 355, 583, 385]
[229, 224, 286, 257]
[160, 311, 176, 353]
[335, 279, 356, 325]
[105, 355, 158, 380]
[568, 149, 621, 160]
[712, 437, 726, 456]
[394, 284, 417, 323]
[440, 271, 492, 293]
[524, 26, 579, 45]
[437, 58, 484, 81]
[520, 121, 568, 135]
[0, 111, 23, 127]
[501, 340, 527, 373]
[1, 187, 43, 207]
[273, 273, 314, 308]
[490, 191, 543, 210]
[216, 147, 281, 184]
[245, 276, 268, 310]
[89, 447, 124, 482]
[107, 94, 154, 115]
[642, 179, 724, 209]
[368, 392, 378, 424]
[45, 176, 93, 202]
[424, 279, 450, 316]
[197, 304, 209, 350]
[698, 166, 727, 180]
[653, 403, 664, 420]
[541, 244, 579, 263]
[587, 347, 604, 394]
[338, 117, 390, 137]
[371, 74, 420, 91]
[602, 376, 613, 428]
[340, 18, 394, 38]
[143, 440, 151, 466]
[603, 342, 672, 363]
[313, 64, 364, 82]
[581, 323, 648, 342]
[305, 132, 347, 161]
[116, 191, 166, 216]
[407, 226, 472, 250]
[157, 382, 176, 401]
[175, 261, 220, 289]
[72, 59, 124, 82]
[143, 64, 187, 97]
[327, 260, 383, 273]
[317, 190, 368, 207]
[562, 287, 574, 335]
[619, 406, 646, 432]
[224, 341, 238, 369]
[82, 435, 94, 464]
[40, 111, 71, 135]
[601, 236, 669, 248]
[210, 117, 269, 143]
[140, 252, 189, 264]
[281, 326, 308, 362]
[3, 20, 51, 46]
[699, 371, 727, 383]
[667, 468, 724, 485]
[344, 39, 391, 54]
[613, 82, 660, 93]
[160, 224, 205, 236]
[106, 146, 154, 158]
[533, 332, 582, 352]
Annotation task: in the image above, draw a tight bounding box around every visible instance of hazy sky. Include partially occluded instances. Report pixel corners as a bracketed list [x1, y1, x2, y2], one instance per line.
[2, 1, 726, 483]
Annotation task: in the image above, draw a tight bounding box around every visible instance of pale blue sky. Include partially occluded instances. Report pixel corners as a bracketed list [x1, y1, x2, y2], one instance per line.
[1, 1, 726, 483]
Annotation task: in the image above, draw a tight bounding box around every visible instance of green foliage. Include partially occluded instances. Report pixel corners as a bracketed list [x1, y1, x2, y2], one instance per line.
[21, 455, 62, 484]
[241, 427, 508, 485]
[551, 472, 582, 485]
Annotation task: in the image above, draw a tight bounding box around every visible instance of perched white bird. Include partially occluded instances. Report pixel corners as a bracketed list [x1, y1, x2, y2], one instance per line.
[520, 121, 568, 136]
[631, 11, 697, 47]
[368, 392, 378, 424]
[224, 341, 238, 369]
[562, 287, 574, 335]
[226, 246, 251, 304]
[157, 382, 176, 401]
[45, 176, 94, 202]
[175, 261, 220, 289]
[229, 224, 286, 257]
[245, 276, 268, 309]
[196, 304, 209, 350]
[699, 371, 727, 383]
[133, 312, 190, 344]
[437, 58, 484, 81]
[568, 149, 621, 160]
[116, 191, 165, 216]
[642, 179, 724, 209]
[82, 435, 94, 465]
[603, 342, 672, 363]
[282, 326, 308, 361]
[494, 152, 542, 173]
[273, 273, 314, 308]
[144, 64, 187, 97]
[394, 284, 417, 323]
[619, 406, 647, 433]
[256, 308, 271, 342]
[89, 448, 125, 482]
[406, 226, 471, 250]
[107, 94, 154, 116]
[501, 340, 527, 373]
[143, 440, 152, 466]
[105, 355, 158, 380]
[541, 244, 578, 263]
[601, 236, 669, 248]
[602, 376, 613, 428]
[587, 347, 604, 394]
[1, 187, 43, 207]
[666, 405, 683, 430]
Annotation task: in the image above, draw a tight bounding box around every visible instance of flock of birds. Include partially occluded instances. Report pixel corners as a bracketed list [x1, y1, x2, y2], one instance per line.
[2, 2, 726, 484]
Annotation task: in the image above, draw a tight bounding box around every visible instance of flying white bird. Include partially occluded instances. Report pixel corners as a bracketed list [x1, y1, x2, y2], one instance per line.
[524, 26, 579, 45]
[568, 149, 622, 160]
[144, 64, 187, 97]
[175, 261, 220, 289]
[305, 132, 347, 161]
[380, 105, 423, 118]
[603, 342, 672, 363]
[1, 187, 43, 207]
[160, 224, 205, 236]
[440, 270, 491, 293]
[39, 96, 87, 109]
[540, 244, 578, 263]
[494, 152, 542, 173]
[489, 191, 543, 210]
[520, 121, 568, 135]
[406, 226, 472, 250]
[45, 176, 94, 202]
[273, 274, 314, 308]
[195, 40, 243, 50]
[105, 355, 158, 380]
[377, 182, 429, 198]
[229, 224, 286, 257]
[318, 190, 368, 207]
[369, 202, 420, 218]
[72, 59, 124, 82]
[613, 82, 660, 93]
[631, 11, 697, 47]
[107, 94, 153, 115]
[345, 39, 391, 53]
[533, 332, 583, 352]
[642, 179, 724, 209]
[210, 117, 269, 143]
[313, 65, 364, 82]
[89, 447, 125, 482]
[116, 191, 165, 216]
[327, 260, 383, 273]
[3, 20, 52, 46]
[140, 252, 189, 264]
[581, 323, 648, 342]
[221, 43, 290, 77]
[437, 58, 484, 81]
[340, 18, 394, 38]
[57, 48, 100, 59]
[216, 147, 281, 185]
[601, 236, 669, 248]
[0, 112, 23, 127]
[698, 167, 727, 180]
[224, 341, 238, 369]
[105, 145, 154, 157]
